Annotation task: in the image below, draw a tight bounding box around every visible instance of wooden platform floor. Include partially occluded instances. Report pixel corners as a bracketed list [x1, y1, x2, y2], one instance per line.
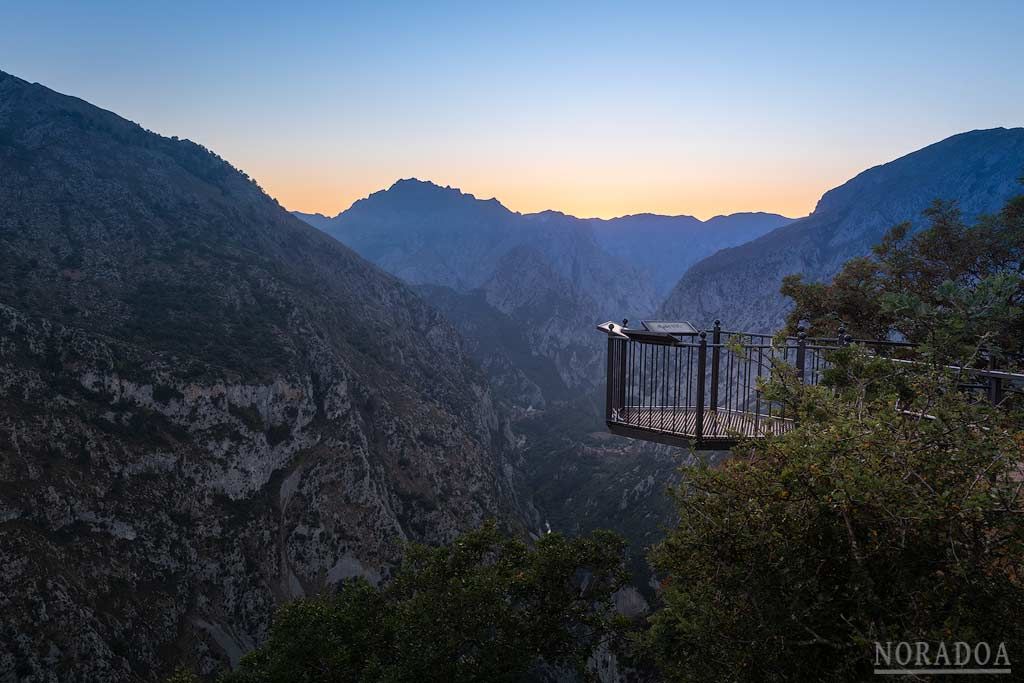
[611, 406, 793, 440]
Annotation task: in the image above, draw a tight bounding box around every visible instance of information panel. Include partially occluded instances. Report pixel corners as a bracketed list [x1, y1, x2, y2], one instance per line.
[641, 320, 699, 335]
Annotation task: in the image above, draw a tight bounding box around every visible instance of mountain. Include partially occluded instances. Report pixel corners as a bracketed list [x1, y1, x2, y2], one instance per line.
[290, 210, 332, 232]
[412, 284, 571, 411]
[294, 185, 740, 604]
[661, 128, 1024, 332]
[587, 211, 795, 296]
[293, 186, 791, 395]
[295, 181, 658, 398]
[0, 70, 535, 680]
[308, 179, 657, 315]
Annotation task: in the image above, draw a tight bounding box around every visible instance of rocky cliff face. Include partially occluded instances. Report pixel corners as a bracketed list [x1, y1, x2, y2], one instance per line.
[413, 284, 570, 414]
[0, 70, 534, 681]
[660, 128, 1024, 332]
[480, 245, 609, 391]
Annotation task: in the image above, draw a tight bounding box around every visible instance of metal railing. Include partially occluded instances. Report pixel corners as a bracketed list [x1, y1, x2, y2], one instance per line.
[600, 320, 1023, 448]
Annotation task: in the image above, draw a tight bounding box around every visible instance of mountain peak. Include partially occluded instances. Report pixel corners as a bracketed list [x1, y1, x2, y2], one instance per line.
[604, 212, 700, 222]
[344, 178, 510, 215]
[389, 177, 444, 191]
[525, 209, 572, 221]
[810, 126, 1024, 218]
[706, 211, 799, 222]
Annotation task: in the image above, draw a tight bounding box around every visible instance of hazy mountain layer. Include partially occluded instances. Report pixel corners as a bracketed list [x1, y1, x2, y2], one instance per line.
[306, 179, 656, 312]
[293, 186, 756, 607]
[295, 182, 658, 397]
[587, 211, 794, 296]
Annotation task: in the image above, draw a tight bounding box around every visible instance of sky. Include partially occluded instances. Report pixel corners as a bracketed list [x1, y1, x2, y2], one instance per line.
[2, 1, 1023, 220]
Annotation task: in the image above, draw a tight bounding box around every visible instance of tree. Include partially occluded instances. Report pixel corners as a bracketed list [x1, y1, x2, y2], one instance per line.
[645, 348, 1024, 681]
[219, 522, 628, 683]
[781, 190, 1024, 363]
[645, 190, 1024, 681]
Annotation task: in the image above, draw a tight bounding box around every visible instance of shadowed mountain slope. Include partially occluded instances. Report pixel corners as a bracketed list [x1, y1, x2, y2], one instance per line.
[0, 70, 534, 680]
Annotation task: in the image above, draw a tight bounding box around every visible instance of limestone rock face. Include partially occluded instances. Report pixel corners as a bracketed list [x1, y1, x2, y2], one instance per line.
[661, 128, 1024, 332]
[0, 70, 533, 680]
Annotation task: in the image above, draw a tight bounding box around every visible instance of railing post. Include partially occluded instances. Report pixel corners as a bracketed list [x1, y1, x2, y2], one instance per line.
[795, 325, 807, 385]
[988, 355, 1004, 406]
[695, 330, 707, 443]
[616, 340, 627, 414]
[606, 337, 615, 420]
[989, 376, 1003, 406]
[709, 320, 721, 411]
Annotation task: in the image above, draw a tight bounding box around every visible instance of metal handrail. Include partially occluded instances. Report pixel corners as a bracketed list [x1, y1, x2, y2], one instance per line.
[598, 319, 1024, 449]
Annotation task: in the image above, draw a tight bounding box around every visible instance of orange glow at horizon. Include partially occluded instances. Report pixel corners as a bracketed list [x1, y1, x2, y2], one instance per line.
[244, 130, 867, 222]
[7, 2, 1021, 229]
[264, 171, 827, 222]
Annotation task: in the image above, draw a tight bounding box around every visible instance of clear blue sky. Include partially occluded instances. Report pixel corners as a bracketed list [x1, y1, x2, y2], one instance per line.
[3, 1, 1022, 219]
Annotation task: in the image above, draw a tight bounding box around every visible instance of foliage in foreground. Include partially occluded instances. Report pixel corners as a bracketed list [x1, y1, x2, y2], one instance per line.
[646, 353, 1024, 680]
[645, 190, 1024, 681]
[219, 522, 627, 683]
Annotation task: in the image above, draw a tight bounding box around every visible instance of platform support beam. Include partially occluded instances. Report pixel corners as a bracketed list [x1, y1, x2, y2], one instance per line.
[616, 340, 627, 413]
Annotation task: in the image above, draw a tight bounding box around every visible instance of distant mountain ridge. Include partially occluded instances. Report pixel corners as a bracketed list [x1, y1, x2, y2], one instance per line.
[294, 180, 659, 398]
[292, 180, 793, 395]
[295, 184, 794, 299]
[660, 127, 1024, 332]
[585, 210, 795, 296]
[291, 210, 332, 231]
[307, 178, 657, 311]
